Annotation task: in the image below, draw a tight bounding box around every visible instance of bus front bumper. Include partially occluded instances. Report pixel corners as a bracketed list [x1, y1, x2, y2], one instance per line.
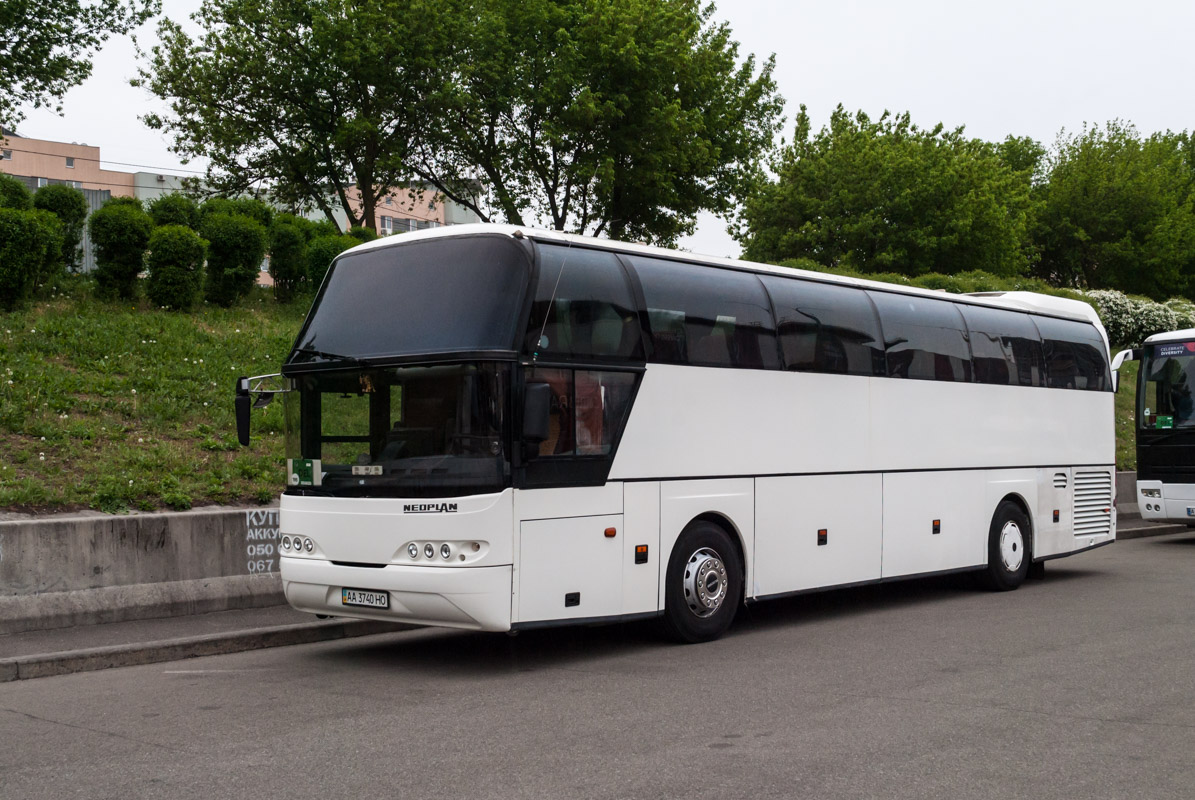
[1137, 480, 1195, 523]
[280, 557, 512, 632]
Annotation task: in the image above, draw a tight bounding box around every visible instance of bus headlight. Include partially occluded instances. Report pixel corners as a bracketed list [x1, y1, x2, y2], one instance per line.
[408, 543, 419, 558]
[304, 538, 314, 552]
[424, 543, 435, 558]
[282, 536, 291, 551]
[441, 543, 452, 559]
[1142, 488, 1161, 498]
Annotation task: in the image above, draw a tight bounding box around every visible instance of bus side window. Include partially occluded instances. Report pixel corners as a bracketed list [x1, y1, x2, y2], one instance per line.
[762, 276, 884, 376]
[525, 245, 642, 361]
[868, 291, 972, 382]
[1034, 316, 1111, 391]
[628, 255, 779, 370]
[526, 368, 636, 457]
[959, 304, 1044, 387]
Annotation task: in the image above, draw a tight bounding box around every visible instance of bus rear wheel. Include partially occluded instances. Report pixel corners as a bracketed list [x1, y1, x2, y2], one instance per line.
[980, 500, 1031, 591]
[662, 521, 742, 643]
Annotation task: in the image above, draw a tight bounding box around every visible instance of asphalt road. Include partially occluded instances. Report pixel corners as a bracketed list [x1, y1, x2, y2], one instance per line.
[3, 532, 1194, 800]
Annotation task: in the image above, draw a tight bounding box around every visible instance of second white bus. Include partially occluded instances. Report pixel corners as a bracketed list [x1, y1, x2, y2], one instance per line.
[237, 224, 1117, 643]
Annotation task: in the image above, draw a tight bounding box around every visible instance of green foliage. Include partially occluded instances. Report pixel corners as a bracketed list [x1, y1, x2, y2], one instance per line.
[147, 192, 200, 229]
[33, 184, 87, 270]
[29, 209, 65, 292]
[1164, 298, 1195, 330]
[346, 226, 378, 243]
[146, 224, 207, 309]
[0, 0, 160, 128]
[306, 234, 357, 289]
[268, 217, 308, 302]
[740, 106, 1035, 277]
[308, 218, 341, 239]
[139, 0, 782, 244]
[0, 173, 33, 210]
[0, 208, 46, 309]
[201, 212, 267, 306]
[104, 195, 144, 210]
[198, 196, 273, 229]
[1033, 122, 1195, 299]
[87, 199, 153, 299]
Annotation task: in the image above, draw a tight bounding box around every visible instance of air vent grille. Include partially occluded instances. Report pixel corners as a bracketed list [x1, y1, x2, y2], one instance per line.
[1073, 470, 1112, 537]
[1053, 472, 1068, 490]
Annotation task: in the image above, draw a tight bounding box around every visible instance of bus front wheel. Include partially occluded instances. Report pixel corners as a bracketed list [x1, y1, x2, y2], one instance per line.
[980, 500, 1031, 591]
[662, 521, 743, 643]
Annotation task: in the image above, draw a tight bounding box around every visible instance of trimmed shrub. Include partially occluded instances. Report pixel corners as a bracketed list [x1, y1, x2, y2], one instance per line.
[0, 173, 32, 210]
[1132, 297, 1180, 345]
[148, 193, 199, 229]
[104, 195, 144, 211]
[201, 212, 267, 307]
[0, 208, 46, 309]
[200, 196, 273, 230]
[306, 234, 358, 289]
[33, 184, 87, 272]
[146, 225, 206, 310]
[29, 209, 65, 292]
[268, 218, 308, 303]
[347, 226, 378, 243]
[1164, 298, 1195, 331]
[88, 200, 153, 299]
[309, 218, 341, 239]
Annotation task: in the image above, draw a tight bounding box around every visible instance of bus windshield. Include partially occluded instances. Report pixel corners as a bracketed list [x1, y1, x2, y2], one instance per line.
[289, 235, 529, 364]
[285, 362, 510, 498]
[1140, 341, 1195, 429]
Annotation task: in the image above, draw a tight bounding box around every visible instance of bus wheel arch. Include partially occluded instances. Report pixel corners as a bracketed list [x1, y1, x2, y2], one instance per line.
[661, 515, 744, 643]
[980, 497, 1033, 591]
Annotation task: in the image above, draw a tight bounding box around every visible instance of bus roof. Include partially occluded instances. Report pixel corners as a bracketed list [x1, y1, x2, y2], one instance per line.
[1143, 328, 1195, 345]
[345, 223, 1105, 329]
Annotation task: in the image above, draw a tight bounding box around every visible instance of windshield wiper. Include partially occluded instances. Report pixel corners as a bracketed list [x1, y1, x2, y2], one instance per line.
[292, 346, 364, 366]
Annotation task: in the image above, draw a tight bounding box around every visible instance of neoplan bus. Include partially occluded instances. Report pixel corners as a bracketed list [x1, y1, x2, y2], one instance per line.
[1121, 329, 1195, 523]
[236, 224, 1118, 643]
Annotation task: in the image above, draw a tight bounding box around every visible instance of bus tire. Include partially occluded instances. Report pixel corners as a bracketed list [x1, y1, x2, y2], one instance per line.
[980, 500, 1031, 591]
[662, 521, 743, 643]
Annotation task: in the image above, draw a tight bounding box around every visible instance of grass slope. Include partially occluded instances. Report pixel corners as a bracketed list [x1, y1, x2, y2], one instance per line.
[0, 286, 302, 512]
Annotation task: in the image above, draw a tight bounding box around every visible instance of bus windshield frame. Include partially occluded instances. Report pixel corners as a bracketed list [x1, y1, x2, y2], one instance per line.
[1138, 340, 1195, 430]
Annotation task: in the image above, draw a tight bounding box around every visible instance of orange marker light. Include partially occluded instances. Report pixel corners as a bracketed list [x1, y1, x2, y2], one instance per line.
[604, 527, 617, 538]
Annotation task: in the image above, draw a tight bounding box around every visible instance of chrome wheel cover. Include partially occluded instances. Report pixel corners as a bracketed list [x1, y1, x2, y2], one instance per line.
[683, 547, 728, 618]
[999, 521, 1024, 572]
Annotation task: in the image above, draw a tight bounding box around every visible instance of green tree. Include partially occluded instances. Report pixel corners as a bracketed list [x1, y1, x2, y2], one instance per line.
[34, 184, 88, 270]
[88, 198, 153, 298]
[268, 217, 308, 302]
[139, 0, 782, 244]
[0, 207, 46, 309]
[419, 0, 783, 244]
[146, 224, 206, 309]
[738, 106, 1035, 277]
[0, 173, 33, 209]
[139, 0, 456, 232]
[201, 212, 266, 306]
[0, 0, 160, 128]
[1033, 122, 1195, 298]
[147, 192, 199, 229]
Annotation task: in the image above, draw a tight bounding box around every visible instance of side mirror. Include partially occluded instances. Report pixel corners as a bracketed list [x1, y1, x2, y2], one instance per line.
[235, 376, 252, 446]
[522, 382, 551, 448]
[1111, 348, 1137, 393]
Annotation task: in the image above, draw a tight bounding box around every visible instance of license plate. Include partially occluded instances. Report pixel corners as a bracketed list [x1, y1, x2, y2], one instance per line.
[1187, 508, 1195, 517]
[341, 588, 389, 609]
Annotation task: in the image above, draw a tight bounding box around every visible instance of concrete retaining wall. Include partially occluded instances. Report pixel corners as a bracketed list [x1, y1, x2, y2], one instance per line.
[0, 507, 283, 635]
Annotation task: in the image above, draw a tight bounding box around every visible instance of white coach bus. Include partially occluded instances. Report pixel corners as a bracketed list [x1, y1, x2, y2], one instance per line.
[236, 224, 1117, 643]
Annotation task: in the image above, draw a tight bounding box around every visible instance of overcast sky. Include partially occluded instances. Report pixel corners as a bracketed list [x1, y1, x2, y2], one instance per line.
[15, 0, 1195, 257]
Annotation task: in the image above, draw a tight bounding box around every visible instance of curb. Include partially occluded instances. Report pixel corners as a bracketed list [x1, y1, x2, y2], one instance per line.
[0, 619, 414, 683]
[1117, 523, 1192, 540]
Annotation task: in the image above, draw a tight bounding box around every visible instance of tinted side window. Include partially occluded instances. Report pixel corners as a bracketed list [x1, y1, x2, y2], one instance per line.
[762, 276, 884, 376]
[628, 257, 779, 369]
[1034, 316, 1111, 391]
[868, 291, 972, 382]
[958, 304, 1044, 387]
[524, 245, 643, 361]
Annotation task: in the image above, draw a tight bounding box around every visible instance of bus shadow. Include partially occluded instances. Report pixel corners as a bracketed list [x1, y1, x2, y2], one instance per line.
[310, 568, 1101, 676]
